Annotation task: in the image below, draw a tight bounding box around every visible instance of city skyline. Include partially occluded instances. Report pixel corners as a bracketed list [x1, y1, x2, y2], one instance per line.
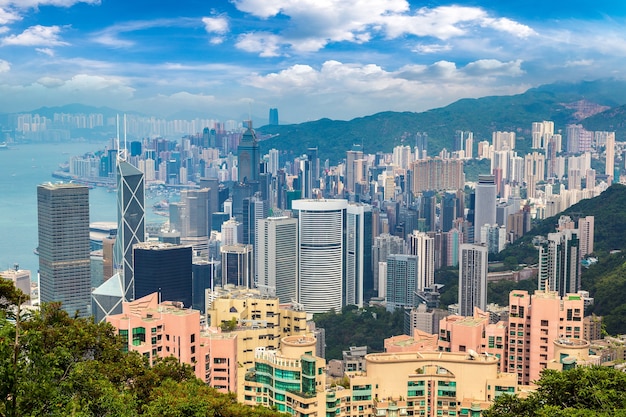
[0, 1, 624, 123]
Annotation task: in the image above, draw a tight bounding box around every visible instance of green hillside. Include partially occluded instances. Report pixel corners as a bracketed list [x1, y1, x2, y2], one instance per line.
[494, 184, 626, 334]
[257, 79, 626, 163]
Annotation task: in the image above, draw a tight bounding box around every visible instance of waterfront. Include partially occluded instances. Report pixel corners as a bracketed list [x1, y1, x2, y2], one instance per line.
[0, 142, 166, 279]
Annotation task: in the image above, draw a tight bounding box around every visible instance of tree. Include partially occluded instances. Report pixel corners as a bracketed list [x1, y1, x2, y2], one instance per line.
[484, 366, 626, 417]
[0, 299, 286, 417]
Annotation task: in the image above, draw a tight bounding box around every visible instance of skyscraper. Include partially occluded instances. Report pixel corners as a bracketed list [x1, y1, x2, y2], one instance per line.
[293, 199, 347, 314]
[133, 242, 193, 308]
[346, 203, 373, 307]
[408, 230, 435, 291]
[605, 131, 615, 179]
[113, 160, 145, 302]
[458, 243, 488, 317]
[257, 216, 298, 304]
[269, 108, 279, 125]
[220, 244, 254, 288]
[473, 175, 496, 243]
[385, 254, 418, 312]
[237, 121, 260, 183]
[345, 146, 364, 194]
[371, 233, 407, 297]
[537, 229, 580, 297]
[37, 183, 91, 317]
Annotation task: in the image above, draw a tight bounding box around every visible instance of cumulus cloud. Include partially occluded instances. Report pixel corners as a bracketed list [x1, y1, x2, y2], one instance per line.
[412, 43, 452, 54]
[0, 7, 20, 25]
[2, 25, 68, 46]
[202, 16, 229, 44]
[202, 16, 228, 34]
[37, 76, 65, 87]
[231, 1, 535, 56]
[236, 32, 281, 57]
[0, 58, 9, 72]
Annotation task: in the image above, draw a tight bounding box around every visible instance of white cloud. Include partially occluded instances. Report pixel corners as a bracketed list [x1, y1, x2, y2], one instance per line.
[231, 1, 535, 56]
[481, 17, 536, 38]
[0, 58, 9, 72]
[36, 76, 64, 87]
[236, 32, 281, 57]
[0, 1, 100, 8]
[412, 43, 452, 54]
[2, 25, 68, 46]
[202, 16, 228, 34]
[564, 59, 594, 67]
[464, 59, 524, 76]
[92, 17, 196, 49]
[36, 47, 54, 56]
[0, 7, 20, 25]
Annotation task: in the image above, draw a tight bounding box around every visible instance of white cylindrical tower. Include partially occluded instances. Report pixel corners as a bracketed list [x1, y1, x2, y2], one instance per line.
[292, 199, 348, 314]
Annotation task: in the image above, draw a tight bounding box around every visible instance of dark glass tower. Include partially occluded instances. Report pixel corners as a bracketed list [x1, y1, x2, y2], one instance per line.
[113, 160, 145, 302]
[133, 243, 193, 308]
[37, 183, 91, 318]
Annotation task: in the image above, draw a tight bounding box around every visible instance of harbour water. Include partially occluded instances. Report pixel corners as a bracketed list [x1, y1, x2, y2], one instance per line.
[0, 141, 166, 280]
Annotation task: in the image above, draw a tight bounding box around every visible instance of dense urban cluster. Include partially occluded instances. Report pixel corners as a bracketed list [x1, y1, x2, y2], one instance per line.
[2, 108, 624, 417]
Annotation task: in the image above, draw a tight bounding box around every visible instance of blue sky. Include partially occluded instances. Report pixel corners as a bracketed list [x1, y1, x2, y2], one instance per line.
[1, 0, 626, 123]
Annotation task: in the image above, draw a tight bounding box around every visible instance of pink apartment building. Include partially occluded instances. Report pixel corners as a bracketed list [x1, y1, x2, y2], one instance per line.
[508, 289, 584, 385]
[437, 307, 508, 372]
[106, 293, 238, 393]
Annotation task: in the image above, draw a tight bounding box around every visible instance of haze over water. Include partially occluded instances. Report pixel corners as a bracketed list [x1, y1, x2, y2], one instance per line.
[0, 141, 165, 279]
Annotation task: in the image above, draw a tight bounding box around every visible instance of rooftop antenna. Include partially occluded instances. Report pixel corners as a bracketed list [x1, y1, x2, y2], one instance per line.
[124, 113, 128, 158]
[116, 114, 120, 160]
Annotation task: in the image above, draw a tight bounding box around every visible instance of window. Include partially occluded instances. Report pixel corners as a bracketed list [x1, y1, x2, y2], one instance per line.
[191, 334, 196, 343]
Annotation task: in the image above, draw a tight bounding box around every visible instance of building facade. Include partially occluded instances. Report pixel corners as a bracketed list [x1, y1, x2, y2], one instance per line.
[292, 199, 348, 314]
[37, 183, 91, 318]
[458, 243, 488, 317]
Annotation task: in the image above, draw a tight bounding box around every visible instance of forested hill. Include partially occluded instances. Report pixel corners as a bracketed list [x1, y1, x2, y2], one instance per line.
[495, 183, 626, 265]
[257, 79, 626, 163]
[495, 184, 626, 334]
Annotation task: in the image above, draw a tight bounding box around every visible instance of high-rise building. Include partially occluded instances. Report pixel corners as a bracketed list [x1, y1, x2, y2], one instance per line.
[37, 183, 91, 317]
[385, 254, 418, 311]
[441, 192, 457, 232]
[473, 175, 496, 243]
[345, 146, 364, 194]
[242, 194, 267, 246]
[537, 229, 581, 297]
[445, 228, 463, 267]
[458, 243, 488, 317]
[371, 233, 407, 297]
[133, 242, 193, 308]
[257, 216, 298, 304]
[221, 218, 243, 245]
[268, 108, 279, 125]
[220, 244, 254, 288]
[346, 203, 373, 307]
[292, 199, 347, 314]
[492, 131, 515, 151]
[532, 121, 554, 150]
[237, 121, 260, 183]
[605, 131, 615, 178]
[408, 230, 435, 291]
[113, 160, 145, 302]
[578, 216, 595, 257]
[411, 158, 464, 192]
[508, 289, 585, 385]
[1, 265, 31, 305]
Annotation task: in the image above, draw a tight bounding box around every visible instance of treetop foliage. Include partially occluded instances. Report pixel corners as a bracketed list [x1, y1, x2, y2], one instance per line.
[0, 296, 286, 417]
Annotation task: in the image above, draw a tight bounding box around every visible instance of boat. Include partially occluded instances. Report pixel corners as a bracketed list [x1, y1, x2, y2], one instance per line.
[0, 142, 8, 150]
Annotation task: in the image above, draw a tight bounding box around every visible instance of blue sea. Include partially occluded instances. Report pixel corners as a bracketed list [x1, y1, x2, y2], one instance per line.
[0, 141, 165, 281]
